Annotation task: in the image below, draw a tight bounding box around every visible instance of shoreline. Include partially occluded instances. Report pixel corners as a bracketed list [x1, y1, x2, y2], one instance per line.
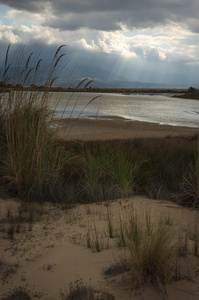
[1, 87, 199, 100]
[55, 116, 198, 141]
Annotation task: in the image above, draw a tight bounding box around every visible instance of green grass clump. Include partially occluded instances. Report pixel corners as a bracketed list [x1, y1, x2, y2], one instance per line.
[129, 224, 179, 288]
[112, 150, 142, 196]
[116, 211, 142, 248]
[107, 205, 114, 238]
[61, 137, 197, 206]
[115, 210, 180, 290]
[86, 222, 102, 252]
[70, 142, 147, 203]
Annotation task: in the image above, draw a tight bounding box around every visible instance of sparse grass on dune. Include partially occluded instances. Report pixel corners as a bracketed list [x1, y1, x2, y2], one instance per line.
[128, 221, 179, 289]
[101, 204, 198, 292]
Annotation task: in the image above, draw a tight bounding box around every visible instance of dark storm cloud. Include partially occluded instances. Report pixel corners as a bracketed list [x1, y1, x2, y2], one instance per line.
[0, 0, 47, 12]
[1, 0, 199, 32]
[44, 11, 122, 31]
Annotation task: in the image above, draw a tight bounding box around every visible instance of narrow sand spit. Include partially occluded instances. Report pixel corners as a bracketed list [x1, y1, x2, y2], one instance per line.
[55, 117, 197, 141]
[0, 197, 199, 300]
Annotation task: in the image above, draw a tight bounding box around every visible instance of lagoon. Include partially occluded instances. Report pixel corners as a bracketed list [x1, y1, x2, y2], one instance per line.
[49, 92, 199, 128]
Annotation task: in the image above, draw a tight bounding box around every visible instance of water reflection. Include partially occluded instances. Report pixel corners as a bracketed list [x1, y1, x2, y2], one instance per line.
[49, 92, 199, 128]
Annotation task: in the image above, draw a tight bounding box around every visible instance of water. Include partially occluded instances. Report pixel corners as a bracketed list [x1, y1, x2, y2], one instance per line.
[49, 92, 199, 128]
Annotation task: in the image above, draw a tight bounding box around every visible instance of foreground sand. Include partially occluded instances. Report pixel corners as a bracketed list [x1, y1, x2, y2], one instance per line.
[0, 197, 199, 300]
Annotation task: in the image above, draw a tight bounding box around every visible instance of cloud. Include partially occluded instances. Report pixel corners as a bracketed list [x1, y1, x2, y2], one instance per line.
[44, 11, 122, 31]
[1, 0, 199, 33]
[0, 24, 22, 44]
[1, 0, 199, 64]
[7, 8, 44, 25]
[1, 18, 199, 66]
[0, 0, 47, 13]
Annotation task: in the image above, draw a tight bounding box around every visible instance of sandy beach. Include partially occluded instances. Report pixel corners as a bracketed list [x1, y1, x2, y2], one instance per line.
[55, 116, 198, 141]
[0, 119, 199, 300]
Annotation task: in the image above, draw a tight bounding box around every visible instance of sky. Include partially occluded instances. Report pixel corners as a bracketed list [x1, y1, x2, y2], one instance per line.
[0, 0, 199, 88]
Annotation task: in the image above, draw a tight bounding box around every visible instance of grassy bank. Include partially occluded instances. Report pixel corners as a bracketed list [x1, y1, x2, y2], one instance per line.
[0, 119, 198, 207]
[60, 136, 198, 206]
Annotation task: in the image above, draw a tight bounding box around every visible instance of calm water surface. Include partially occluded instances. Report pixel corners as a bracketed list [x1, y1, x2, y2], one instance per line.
[49, 92, 199, 128]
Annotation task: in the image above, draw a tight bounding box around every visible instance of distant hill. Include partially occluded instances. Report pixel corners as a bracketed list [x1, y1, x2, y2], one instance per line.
[63, 77, 191, 90]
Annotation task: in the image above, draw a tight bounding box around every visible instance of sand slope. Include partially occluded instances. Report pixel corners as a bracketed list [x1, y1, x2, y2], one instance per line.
[0, 197, 199, 300]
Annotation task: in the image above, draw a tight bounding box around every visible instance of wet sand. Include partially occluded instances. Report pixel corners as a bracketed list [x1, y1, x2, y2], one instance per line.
[55, 116, 198, 141]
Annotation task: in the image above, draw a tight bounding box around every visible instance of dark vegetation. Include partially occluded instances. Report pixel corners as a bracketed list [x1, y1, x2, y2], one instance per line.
[60, 279, 114, 300]
[57, 136, 198, 206]
[173, 86, 199, 100]
[1, 82, 199, 100]
[0, 286, 31, 300]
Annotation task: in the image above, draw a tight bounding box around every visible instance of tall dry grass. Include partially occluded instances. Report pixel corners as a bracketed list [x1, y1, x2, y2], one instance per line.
[0, 45, 70, 202]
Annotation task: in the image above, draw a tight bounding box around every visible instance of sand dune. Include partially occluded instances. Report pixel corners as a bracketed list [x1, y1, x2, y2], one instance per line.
[0, 196, 199, 300]
[0, 120, 198, 299]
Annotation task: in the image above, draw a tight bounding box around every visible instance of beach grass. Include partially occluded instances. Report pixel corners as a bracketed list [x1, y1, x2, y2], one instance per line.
[0, 45, 70, 202]
[96, 206, 183, 291]
[127, 220, 179, 289]
[59, 137, 197, 206]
